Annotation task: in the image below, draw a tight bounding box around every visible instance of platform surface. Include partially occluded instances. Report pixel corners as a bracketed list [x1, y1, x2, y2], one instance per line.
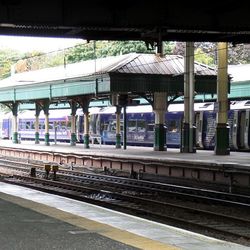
[0, 139, 249, 168]
[0, 182, 249, 250]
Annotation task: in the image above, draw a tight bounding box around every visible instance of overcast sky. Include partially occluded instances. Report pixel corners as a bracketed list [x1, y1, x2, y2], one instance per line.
[0, 35, 84, 53]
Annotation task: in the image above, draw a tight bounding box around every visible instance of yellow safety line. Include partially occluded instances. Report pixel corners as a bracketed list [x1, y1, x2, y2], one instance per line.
[0, 192, 180, 250]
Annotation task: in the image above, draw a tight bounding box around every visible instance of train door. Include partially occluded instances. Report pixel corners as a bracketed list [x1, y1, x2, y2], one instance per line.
[238, 111, 246, 149]
[77, 115, 84, 142]
[202, 111, 216, 149]
[127, 119, 137, 143]
[243, 110, 250, 149]
[95, 114, 101, 135]
[231, 110, 240, 150]
[166, 112, 182, 148]
[195, 111, 204, 148]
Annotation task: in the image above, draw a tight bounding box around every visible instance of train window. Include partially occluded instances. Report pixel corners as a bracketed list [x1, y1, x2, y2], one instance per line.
[107, 120, 124, 132]
[19, 120, 26, 129]
[137, 120, 146, 132]
[128, 120, 136, 132]
[102, 123, 108, 131]
[26, 121, 31, 129]
[110, 121, 116, 131]
[67, 120, 72, 128]
[168, 120, 178, 132]
[59, 121, 67, 131]
[147, 123, 154, 132]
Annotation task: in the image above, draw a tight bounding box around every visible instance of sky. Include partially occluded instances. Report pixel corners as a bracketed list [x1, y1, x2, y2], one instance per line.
[0, 35, 84, 53]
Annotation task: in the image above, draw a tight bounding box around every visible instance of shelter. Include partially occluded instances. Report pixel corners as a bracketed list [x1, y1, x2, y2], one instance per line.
[0, 53, 217, 106]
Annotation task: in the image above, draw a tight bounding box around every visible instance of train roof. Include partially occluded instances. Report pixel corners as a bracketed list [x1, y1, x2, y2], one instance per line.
[1, 100, 249, 120]
[18, 109, 72, 119]
[90, 103, 215, 114]
[230, 100, 250, 110]
[87, 100, 250, 115]
[18, 107, 103, 119]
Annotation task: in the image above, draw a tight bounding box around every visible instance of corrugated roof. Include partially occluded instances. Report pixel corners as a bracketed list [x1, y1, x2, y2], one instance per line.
[112, 54, 216, 76]
[0, 53, 134, 88]
[0, 53, 216, 89]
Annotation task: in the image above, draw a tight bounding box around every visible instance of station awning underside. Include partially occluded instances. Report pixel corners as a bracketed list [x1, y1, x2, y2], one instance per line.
[0, 53, 218, 104]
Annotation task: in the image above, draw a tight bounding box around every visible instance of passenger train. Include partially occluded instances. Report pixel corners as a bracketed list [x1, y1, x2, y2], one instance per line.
[0, 100, 249, 151]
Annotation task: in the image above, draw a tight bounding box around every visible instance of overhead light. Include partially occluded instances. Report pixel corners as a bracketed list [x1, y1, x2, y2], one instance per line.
[0, 23, 16, 28]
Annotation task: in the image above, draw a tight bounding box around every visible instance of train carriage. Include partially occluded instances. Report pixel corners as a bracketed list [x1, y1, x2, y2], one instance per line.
[0, 100, 249, 151]
[0, 109, 72, 142]
[90, 100, 250, 151]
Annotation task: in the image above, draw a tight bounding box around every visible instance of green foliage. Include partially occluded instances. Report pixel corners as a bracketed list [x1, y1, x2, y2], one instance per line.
[0, 48, 21, 79]
[1, 40, 250, 81]
[66, 41, 149, 63]
[173, 42, 215, 66]
[173, 41, 250, 65]
[228, 44, 250, 64]
[195, 48, 214, 66]
[15, 51, 65, 72]
[66, 40, 175, 64]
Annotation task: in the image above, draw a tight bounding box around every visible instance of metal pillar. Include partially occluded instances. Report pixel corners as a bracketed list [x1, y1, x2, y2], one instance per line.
[44, 113, 50, 146]
[77, 97, 91, 149]
[115, 106, 122, 148]
[153, 92, 167, 151]
[182, 42, 196, 153]
[123, 106, 127, 150]
[70, 101, 78, 146]
[35, 103, 42, 144]
[42, 100, 50, 146]
[11, 102, 19, 144]
[215, 42, 230, 155]
[83, 111, 90, 148]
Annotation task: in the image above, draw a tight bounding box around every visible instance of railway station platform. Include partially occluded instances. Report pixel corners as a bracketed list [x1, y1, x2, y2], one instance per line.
[0, 139, 249, 168]
[0, 182, 249, 250]
[0, 139, 249, 194]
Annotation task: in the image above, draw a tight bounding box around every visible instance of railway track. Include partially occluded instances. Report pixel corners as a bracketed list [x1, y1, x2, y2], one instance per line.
[0, 157, 250, 246]
[1, 156, 249, 205]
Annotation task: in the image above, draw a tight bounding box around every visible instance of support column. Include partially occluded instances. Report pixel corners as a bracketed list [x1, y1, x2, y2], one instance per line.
[123, 105, 127, 150]
[70, 101, 78, 146]
[182, 42, 196, 153]
[12, 102, 19, 144]
[44, 113, 50, 146]
[153, 92, 167, 151]
[35, 103, 42, 144]
[83, 110, 89, 148]
[42, 100, 50, 146]
[77, 96, 91, 149]
[215, 42, 230, 155]
[115, 106, 122, 148]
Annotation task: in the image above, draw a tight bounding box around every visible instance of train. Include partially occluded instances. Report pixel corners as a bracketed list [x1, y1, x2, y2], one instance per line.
[0, 100, 249, 151]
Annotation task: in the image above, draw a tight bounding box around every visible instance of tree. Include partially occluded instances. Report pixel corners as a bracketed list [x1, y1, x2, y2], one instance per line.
[15, 51, 65, 73]
[66, 40, 175, 64]
[173, 41, 250, 65]
[173, 42, 215, 66]
[228, 44, 250, 64]
[0, 48, 22, 79]
[195, 48, 214, 65]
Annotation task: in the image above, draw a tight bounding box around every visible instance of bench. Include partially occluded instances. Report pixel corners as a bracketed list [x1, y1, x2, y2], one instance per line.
[90, 134, 102, 146]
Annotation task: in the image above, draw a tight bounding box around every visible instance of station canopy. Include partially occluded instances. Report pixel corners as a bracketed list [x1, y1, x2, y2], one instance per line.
[0, 53, 218, 105]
